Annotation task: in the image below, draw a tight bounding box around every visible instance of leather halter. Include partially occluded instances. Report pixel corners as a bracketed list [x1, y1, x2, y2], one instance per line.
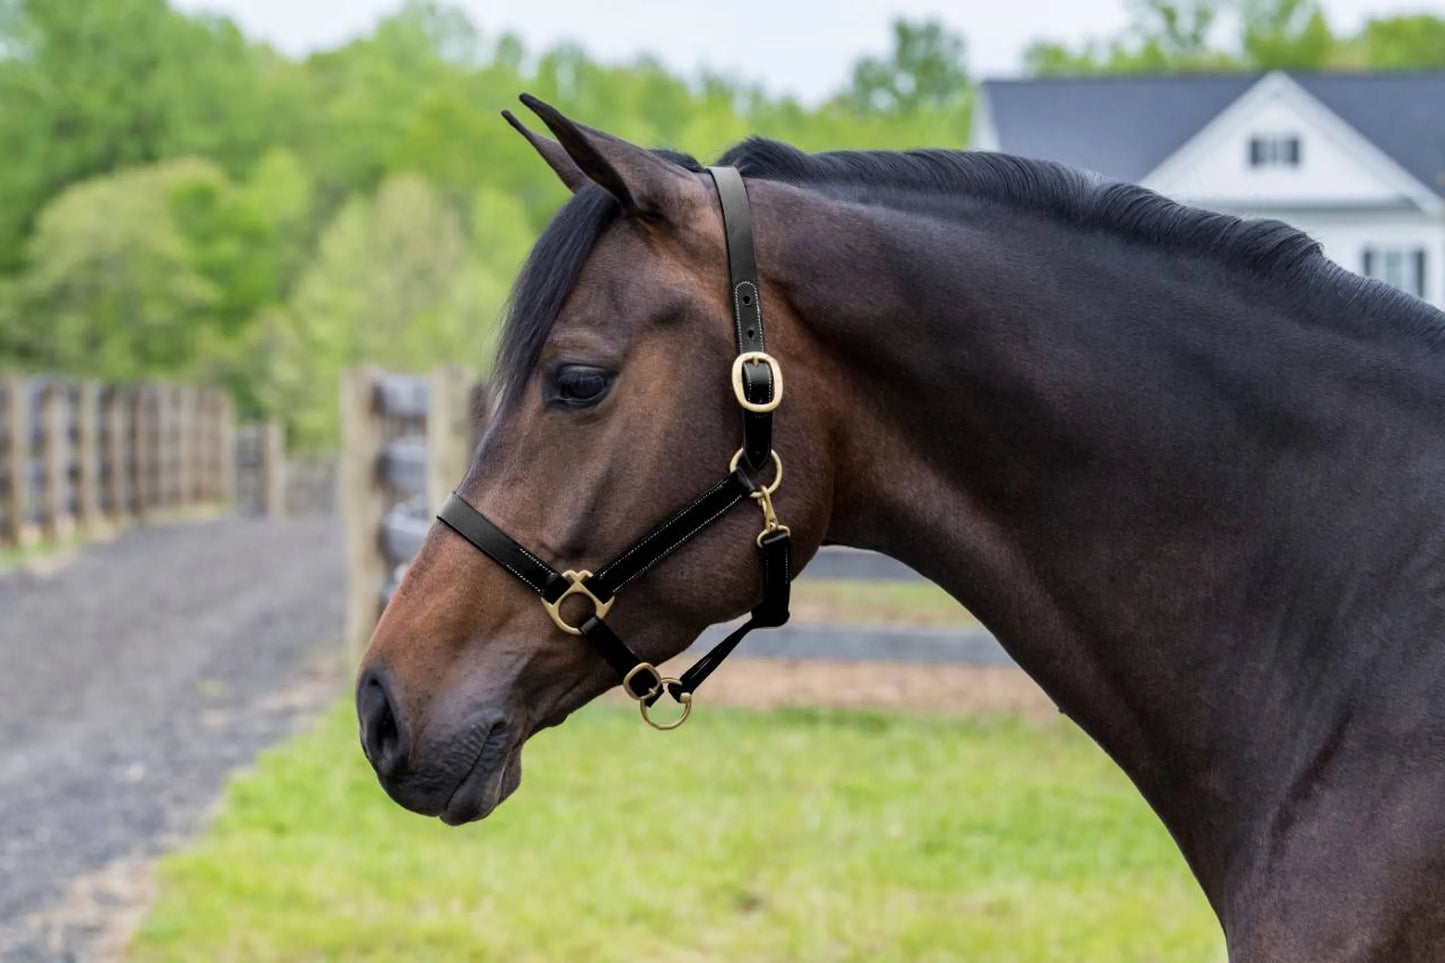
[437, 167, 792, 730]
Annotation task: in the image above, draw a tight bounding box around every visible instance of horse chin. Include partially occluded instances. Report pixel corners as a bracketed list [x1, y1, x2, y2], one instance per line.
[440, 740, 524, 826]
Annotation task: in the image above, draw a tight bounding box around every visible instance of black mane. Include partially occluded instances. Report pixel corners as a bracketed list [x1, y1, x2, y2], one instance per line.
[494, 139, 1441, 392]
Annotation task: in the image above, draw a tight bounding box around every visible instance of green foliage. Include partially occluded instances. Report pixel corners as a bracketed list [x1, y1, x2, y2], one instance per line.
[129, 701, 1223, 961]
[1026, 0, 1239, 75]
[1025, 0, 1445, 74]
[847, 18, 969, 114]
[255, 175, 471, 448]
[1355, 15, 1445, 69]
[0, 0, 269, 269]
[3, 160, 224, 379]
[0, 2, 975, 446]
[1240, 0, 1335, 69]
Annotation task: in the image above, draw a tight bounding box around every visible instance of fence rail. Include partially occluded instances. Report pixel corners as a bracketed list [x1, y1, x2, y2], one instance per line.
[0, 376, 239, 548]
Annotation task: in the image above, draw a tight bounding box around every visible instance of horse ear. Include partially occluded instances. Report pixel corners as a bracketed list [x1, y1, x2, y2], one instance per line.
[501, 110, 587, 192]
[517, 93, 700, 221]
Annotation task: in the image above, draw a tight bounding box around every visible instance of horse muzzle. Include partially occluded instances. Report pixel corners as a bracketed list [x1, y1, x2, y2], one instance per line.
[357, 665, 522, 824]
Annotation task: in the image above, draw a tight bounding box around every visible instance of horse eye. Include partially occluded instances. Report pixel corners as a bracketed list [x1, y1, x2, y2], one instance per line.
[551, 365, 614, 407]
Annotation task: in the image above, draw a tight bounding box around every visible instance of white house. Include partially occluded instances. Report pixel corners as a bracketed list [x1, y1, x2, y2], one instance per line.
[973, 71, 1445, 307]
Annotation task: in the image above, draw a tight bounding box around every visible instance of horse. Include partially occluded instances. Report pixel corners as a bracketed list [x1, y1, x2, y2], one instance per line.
[356, 96, 1445, 961]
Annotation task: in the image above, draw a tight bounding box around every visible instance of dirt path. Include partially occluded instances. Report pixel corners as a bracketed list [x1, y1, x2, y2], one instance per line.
[0, 518, 346, 961]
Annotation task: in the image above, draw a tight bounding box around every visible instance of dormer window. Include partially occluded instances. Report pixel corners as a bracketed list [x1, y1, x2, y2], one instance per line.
[1248, 134, 1302, 168]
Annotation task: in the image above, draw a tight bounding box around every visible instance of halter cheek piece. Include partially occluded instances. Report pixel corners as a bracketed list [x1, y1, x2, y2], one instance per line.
[437, 167, 792, 731]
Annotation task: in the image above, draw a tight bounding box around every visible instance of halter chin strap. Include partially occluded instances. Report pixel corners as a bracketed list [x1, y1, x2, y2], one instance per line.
[436, 166, 791, 730]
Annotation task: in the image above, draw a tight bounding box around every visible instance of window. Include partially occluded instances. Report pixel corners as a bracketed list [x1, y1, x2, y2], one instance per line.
[1248, 134, 1302, 168]
[1362, 246, 1428, 299]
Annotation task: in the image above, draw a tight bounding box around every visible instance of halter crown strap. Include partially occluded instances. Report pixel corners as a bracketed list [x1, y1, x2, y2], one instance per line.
[707, 166, 775, 472]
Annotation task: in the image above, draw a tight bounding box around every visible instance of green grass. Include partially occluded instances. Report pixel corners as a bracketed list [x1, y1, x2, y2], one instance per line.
[0, 531, 85, 572]
[129, 703, 1223, 963]
[790, 578, 979, 627]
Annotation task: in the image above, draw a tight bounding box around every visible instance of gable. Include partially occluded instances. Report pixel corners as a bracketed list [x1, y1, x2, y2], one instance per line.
[976, 75, 1255, 183]
[1143, 73, 1442, 213]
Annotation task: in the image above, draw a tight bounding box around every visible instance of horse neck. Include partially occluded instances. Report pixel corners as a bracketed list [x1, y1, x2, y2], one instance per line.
[761, 182, 1445, 906]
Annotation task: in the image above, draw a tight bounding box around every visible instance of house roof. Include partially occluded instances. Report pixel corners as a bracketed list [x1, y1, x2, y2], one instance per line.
[980, 72, 1445, 196]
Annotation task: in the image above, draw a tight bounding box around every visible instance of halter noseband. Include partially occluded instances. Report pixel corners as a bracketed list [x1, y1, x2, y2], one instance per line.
[436, 167, 792, 730]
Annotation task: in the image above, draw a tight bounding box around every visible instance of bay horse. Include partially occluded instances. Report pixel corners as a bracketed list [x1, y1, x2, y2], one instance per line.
[357, 96, 1445, 961]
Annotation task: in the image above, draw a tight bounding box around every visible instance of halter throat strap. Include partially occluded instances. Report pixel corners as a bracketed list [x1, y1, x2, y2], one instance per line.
[435, 165, 791, 730]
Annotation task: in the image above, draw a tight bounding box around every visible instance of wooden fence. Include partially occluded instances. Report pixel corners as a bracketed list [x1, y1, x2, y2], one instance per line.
[340, 366, 480, 657]
[0, 376, 237, 548]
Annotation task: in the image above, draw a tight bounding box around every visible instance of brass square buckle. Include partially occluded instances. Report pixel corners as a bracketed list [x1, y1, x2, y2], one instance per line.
[731, 351, 783, 413]
[540, 570, 614, 635]
[623, 663, 692, 731]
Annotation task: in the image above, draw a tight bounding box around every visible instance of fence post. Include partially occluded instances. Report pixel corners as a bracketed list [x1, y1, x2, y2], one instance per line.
[40, 380, 71, 540]
[261, 420, 285, 517]
[130, 387, 151, 519]
[218, 393, 237, 507]
[342, 367, 388, 660]
[427, 365, 472, 516]
[76, 381, 101, 532]
[1, 376, 34, 547]
[176, 386, 196, 508]
[101, 386, 129, 522]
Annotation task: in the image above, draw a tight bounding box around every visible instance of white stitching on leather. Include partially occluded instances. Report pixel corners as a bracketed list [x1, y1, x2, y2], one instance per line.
[612, 495, 746, 591]
[599, 477, 737, 577]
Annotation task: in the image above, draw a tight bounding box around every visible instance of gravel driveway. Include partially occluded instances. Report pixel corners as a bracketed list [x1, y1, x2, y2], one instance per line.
[0, 517, 346, 961]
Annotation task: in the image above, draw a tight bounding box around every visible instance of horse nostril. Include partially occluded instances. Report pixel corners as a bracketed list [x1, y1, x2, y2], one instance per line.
[357, 667, 409, 778]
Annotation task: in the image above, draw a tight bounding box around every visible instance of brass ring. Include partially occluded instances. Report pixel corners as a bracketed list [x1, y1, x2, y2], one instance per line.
[622, 663, 663, 703]
[728, 448, 783, 496]
[540, 570, 614, 636]
[730, 352, 783, 413]
[638, 680, 692, 731]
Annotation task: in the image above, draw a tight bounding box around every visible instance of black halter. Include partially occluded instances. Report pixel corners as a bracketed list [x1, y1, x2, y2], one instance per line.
[437, 167, 792, 730]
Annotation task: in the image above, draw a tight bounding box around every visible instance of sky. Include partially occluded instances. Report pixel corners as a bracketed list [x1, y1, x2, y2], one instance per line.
[172, 0, 1445, 103]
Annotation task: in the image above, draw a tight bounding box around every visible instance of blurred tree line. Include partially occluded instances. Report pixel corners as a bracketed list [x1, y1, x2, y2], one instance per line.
[0, 0, 971, 445]
[1027, 0, 1445, 75]
[0, 0, 1439, 446]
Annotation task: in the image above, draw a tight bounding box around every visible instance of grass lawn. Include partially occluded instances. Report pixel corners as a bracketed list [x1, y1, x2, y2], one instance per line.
[789, 578, 979, 627]
[0, 531, 85, 572]
[129, 703, 1223, 963]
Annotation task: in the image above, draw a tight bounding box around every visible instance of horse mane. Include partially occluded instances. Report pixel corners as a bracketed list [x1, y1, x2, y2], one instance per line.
[495, 139, 1443, 393]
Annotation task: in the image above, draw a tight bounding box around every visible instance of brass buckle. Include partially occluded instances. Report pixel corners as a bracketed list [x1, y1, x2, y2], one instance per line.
[622, 663, 692, 731]
[540, 570, 614, 635]
[731, 351, 783, 413]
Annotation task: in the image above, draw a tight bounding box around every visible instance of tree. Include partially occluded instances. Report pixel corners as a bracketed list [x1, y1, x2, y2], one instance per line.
[847, 18, 969, 114]
[1026, 0, 1238, 75]
[254, 176, 470, 446]
[1358, 15, 1445, 69]
[0, 0, 268, 269]
[1241, 0, 1334, 69]
[2, 160, 225, 379]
